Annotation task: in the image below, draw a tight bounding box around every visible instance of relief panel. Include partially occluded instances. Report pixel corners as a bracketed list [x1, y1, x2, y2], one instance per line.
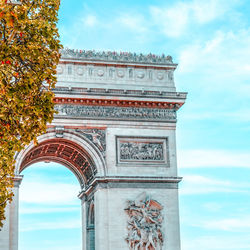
[125, 192, 164, 250]
[55, 105, 176, 122]
[116, 137, 169, 166]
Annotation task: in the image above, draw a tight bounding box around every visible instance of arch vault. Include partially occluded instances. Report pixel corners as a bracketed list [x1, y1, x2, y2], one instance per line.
[0, 49, 187, 250]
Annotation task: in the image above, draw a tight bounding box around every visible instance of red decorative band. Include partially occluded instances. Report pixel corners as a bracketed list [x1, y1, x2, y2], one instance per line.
[53, 97, 183, 110]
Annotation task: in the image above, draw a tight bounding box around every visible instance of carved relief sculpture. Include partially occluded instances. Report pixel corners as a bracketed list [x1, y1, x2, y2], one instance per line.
[117, 137, 168, 165]
[76, 129, 106, 155]
[120, 142, 164, 161]
[61, 49, 173, 64]
[55, 105, 176, 122]
[125, 192, 164, 250]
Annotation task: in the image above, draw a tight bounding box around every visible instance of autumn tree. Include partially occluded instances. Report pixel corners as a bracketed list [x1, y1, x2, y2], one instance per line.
[0, 0, 61, 228]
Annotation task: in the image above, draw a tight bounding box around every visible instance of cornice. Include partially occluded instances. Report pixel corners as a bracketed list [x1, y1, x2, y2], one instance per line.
[79, 176, 182, 198]
[53, 86, 187, 100]
[54, 97, 184, 110]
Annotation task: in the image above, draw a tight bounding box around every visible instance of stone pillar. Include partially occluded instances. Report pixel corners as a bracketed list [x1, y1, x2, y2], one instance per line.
[0, 175, 22, 250]
[0, 199, 10, 250]
[94, 187, 109, 250]
[83, 179, 181, 250]
[80, 191, 97, 250]
[80, 194, 87, 250]
[10, 176, 22, 250]
[80, 192, 97, 250]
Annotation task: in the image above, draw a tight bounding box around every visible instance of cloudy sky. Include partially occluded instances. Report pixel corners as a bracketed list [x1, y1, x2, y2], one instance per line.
[19, 0, 250, 249]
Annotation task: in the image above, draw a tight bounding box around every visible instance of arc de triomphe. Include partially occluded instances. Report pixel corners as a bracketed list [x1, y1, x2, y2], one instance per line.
[0, 49, 186, 250]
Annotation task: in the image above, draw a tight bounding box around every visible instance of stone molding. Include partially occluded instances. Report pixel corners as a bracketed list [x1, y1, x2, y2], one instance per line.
[13, 175, 23, 188]
[79, 176, 182, 198]
[53, 86, 187, 99]
[54, 97, 183, 110]
[54, 105, 176, 122]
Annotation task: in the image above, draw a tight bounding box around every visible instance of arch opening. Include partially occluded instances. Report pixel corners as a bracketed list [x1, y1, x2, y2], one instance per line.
[19, 162, 82, 250]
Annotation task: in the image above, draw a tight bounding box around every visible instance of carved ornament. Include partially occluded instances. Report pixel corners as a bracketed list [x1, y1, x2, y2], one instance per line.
[54, 97, 183, 110]
[60, 48, 174, 65]
[117, 137, 168, 165]
[76, 129, 106, 156]
[125, 192, 164, 250]
[20, 139, 97, 185]
[54, 105, 176, 121]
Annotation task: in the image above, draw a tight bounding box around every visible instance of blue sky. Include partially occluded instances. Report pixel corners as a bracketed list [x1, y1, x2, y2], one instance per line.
[19, 0, 250, 249]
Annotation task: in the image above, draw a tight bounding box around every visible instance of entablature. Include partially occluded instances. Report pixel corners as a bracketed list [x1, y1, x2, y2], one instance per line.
[57, 49, 180, 92]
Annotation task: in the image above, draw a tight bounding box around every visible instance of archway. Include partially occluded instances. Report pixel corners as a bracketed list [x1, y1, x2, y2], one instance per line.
[15, 132, 104, 250]
[15, 130, 106, 188]
[0, 130, 106, 250]
[19, 138, 97, 188]
[19, 162, 82, 250]
[0, 50, 185, 250]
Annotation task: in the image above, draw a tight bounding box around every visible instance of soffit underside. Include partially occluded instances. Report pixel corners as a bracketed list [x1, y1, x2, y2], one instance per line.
[20, 139, 97, 186]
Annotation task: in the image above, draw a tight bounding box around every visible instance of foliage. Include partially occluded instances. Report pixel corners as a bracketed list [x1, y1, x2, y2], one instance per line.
[0, 0, 61, 228]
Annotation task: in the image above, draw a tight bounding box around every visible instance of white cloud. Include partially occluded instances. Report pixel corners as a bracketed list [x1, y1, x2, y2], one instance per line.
[178, 29, 250, 77]
[191, 0, 232, 24]
[82, 14, 98, 27]
[202, 202, 223, 212]
[150, 3, 189, 37]
[20, 218, 81, 232]
[178, 149, 250, 169]
[20, 206, 79, 215]
[20, 181, 80, 205]
[179, 107, 250, 123]
[118, 14, 148, 34]
[201, 216, 250, 232]
[150, 0, 239, 37]
[182, 235, 250, 250]
[180, 175, 250, 195]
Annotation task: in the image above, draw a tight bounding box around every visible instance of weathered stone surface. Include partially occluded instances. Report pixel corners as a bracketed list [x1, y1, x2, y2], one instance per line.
[0, 50, 186, 250]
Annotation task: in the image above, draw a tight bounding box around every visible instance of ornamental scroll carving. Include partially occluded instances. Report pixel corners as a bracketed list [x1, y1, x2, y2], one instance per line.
[125, 192, 164, 250]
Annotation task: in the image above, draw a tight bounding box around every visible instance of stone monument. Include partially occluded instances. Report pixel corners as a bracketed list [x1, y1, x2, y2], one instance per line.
[0, 49, 187, 250]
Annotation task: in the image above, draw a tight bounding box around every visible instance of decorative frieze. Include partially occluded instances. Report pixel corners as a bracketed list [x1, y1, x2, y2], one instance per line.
[117, 137, 168, 165]
[125, 192, 164, 250]
[57, 63, 174, 79]
[54, 105, 176, 122]
[56, 63, 175, 90]
[60, 48, 174, 65]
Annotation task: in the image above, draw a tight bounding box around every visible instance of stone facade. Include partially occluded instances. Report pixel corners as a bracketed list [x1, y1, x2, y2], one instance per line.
[0, 50, 186, 250]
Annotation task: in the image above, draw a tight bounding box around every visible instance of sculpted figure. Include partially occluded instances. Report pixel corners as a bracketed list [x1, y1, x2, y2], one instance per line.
[79, 129, 105, 152]
[125, 192, 164, 250]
